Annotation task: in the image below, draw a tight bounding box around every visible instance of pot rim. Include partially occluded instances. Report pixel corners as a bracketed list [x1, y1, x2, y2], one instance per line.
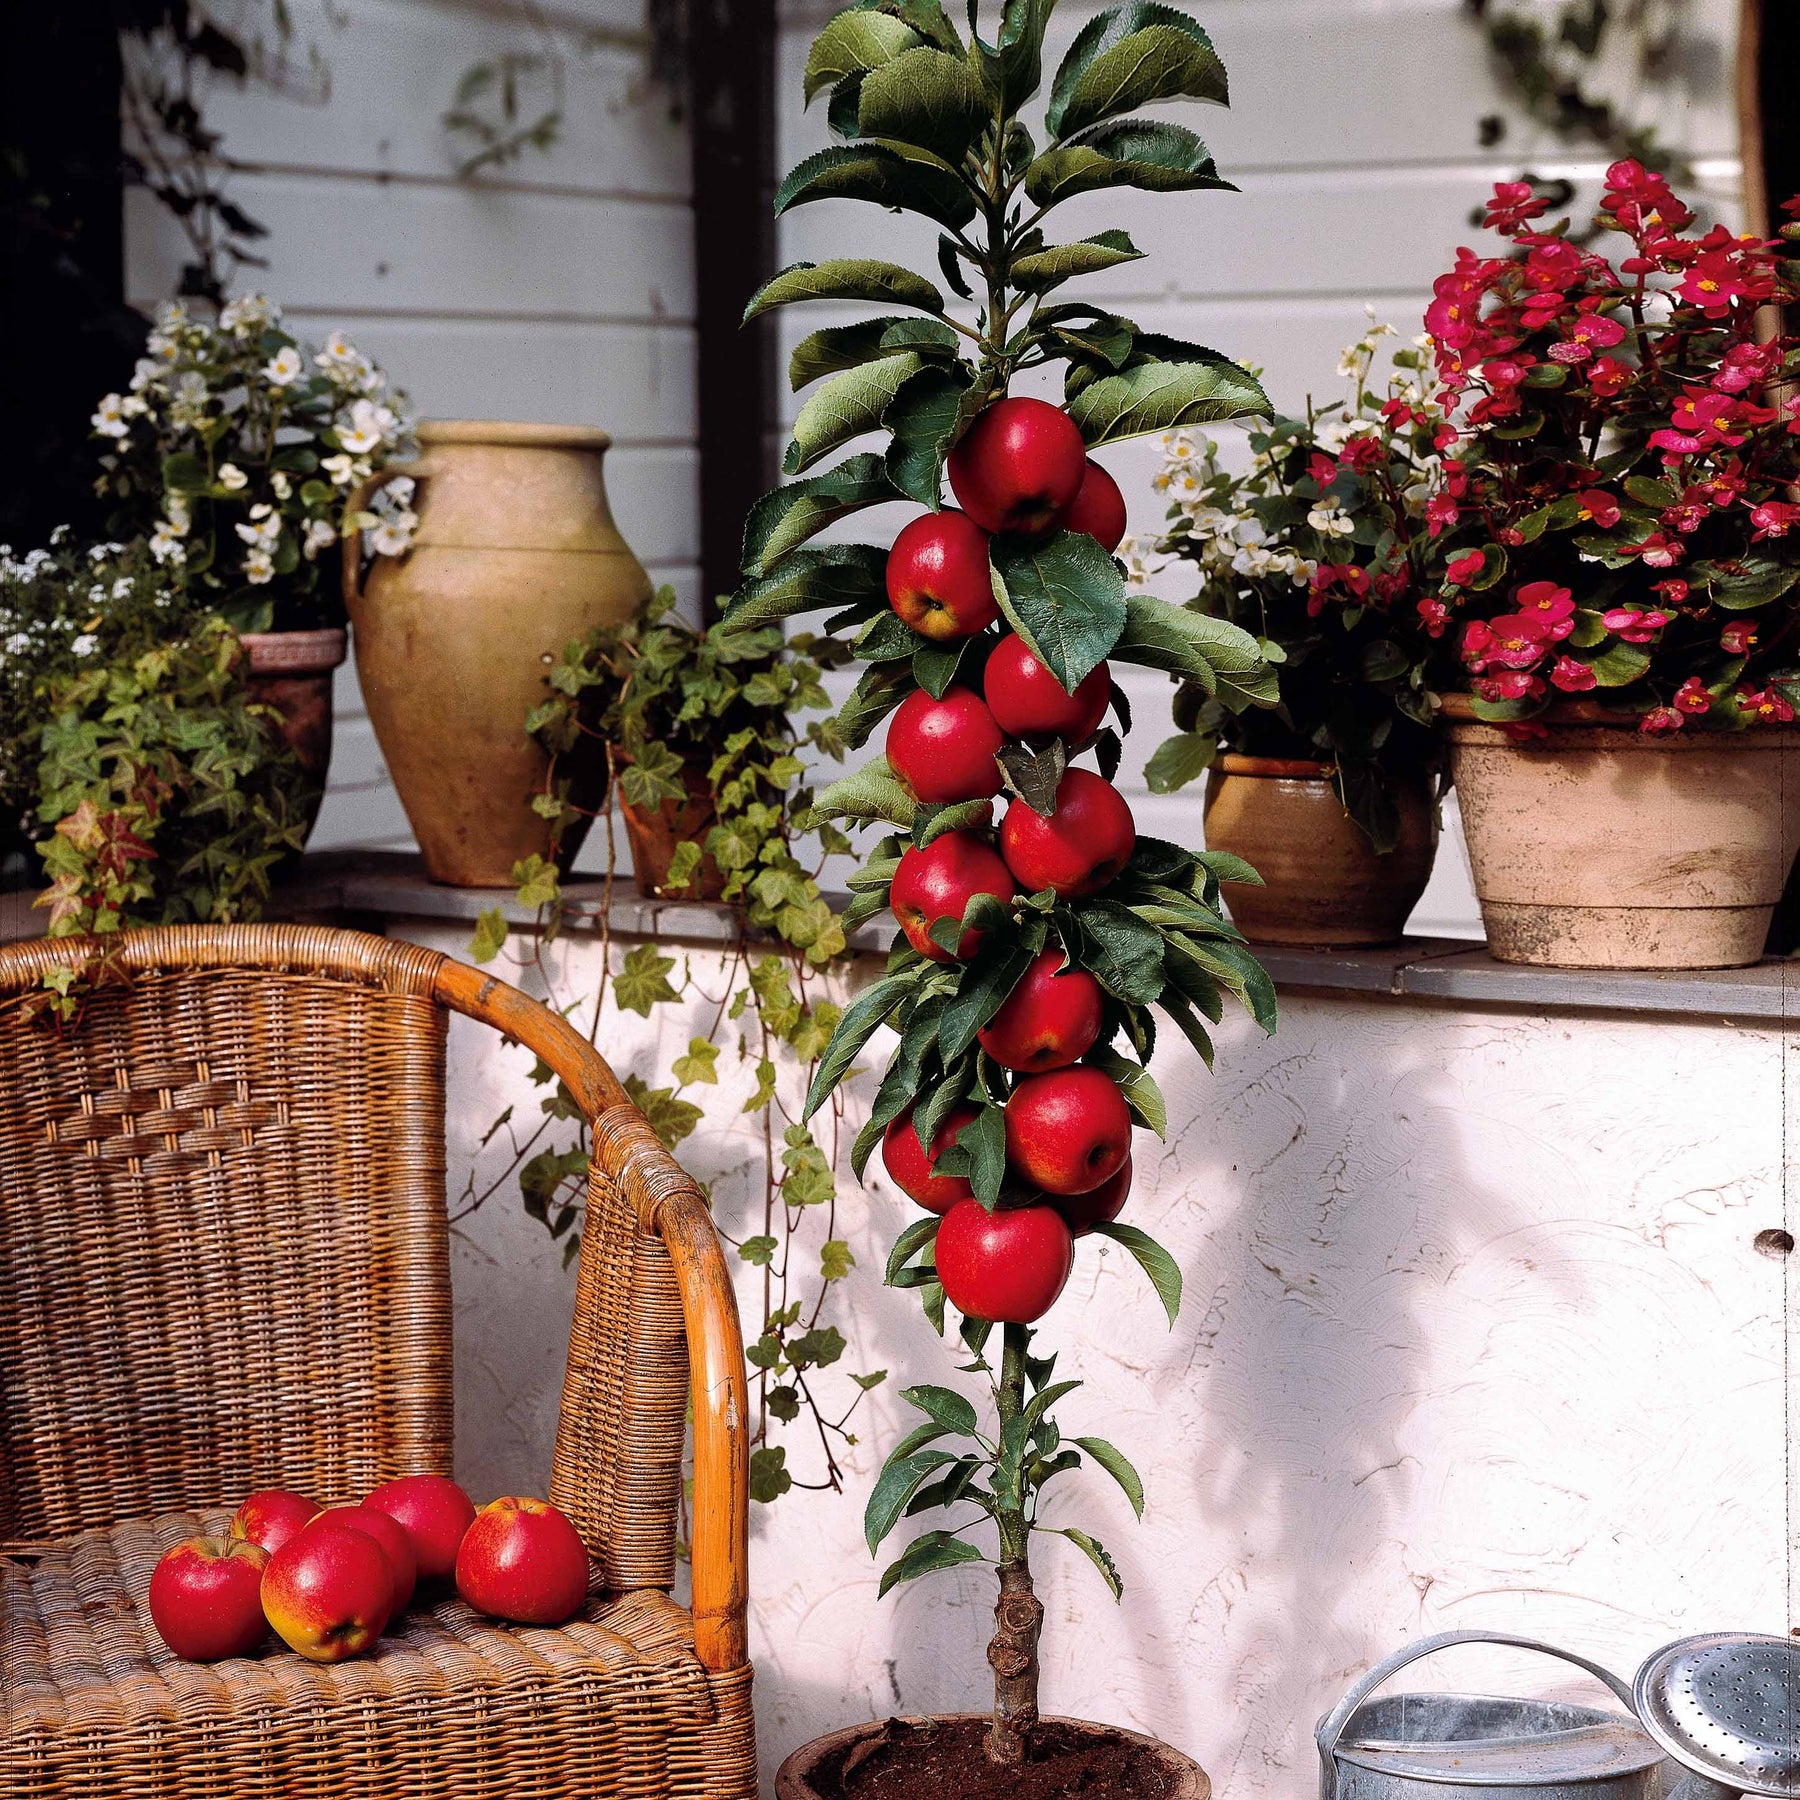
[774, 1712, 1209, 1800]
[416, 419, 612, 451]
[1216, 753, 1335, 779]
[237, 627, 348, 676]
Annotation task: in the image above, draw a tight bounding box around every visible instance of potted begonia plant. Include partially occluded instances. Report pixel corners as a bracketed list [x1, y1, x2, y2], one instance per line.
[91, 297, 416, 839]
[1414, 166, 1800, 969]
[720, 4, 1279, 1795]
[1142, 321, 1446, 947]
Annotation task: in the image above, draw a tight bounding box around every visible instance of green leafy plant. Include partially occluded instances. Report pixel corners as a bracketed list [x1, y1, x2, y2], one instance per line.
[720, 0, 1280, 1768]
[466, 593, 885, 1505]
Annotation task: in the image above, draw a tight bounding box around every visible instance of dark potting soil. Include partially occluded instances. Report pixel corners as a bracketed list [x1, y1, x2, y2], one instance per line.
[817, 1718, 1181, 1800]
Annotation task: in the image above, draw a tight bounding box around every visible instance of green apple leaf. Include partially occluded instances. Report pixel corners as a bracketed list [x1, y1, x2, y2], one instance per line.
[785, 353, 925, 475]
[1071, 1436, 1145, 1518]
[1046, 7, 1228, 139]
[804, 12, 923, 103]
[1010, 230, 1144, 294]
[743, 259, 946, 323]
[877, 1528, 985, 1596]
[1166, 933, 1277, 1034]
[857, 45, 988, 165]
[1112, 594, 1277, 710]
[725, 544, 887, 631]
[1024, 118, 1232, 208]
[1143, 729, 1215, 793]
[1052, 1526, 1123, 1599]
[865, 1450, 960, 1550]
[935, 946, 1032, 1063]
[741, 456, 900, 576]
[885, 361, 991, 508]
[996, 738, 1067, 817]
[1084, 1042, 1167, 1136]
[797, 754, 918, 836]
[1090, 1221, 1183, 1326]
[1068, 898, 1165, 1004]
[788, 316, 962, 391]
[970, 0, 1053, 111]
[1065, 339, 1269, 446]
[802, 967, 915, 1119]
[990, 529, 1127, 693]
[775, 142, 977, 231]
[836, 661, 917, 750]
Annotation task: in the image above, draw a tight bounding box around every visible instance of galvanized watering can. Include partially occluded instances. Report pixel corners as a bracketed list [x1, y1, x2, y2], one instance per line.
[1632, 1633, 1797, 1800]
[1317, 1630, 1666, 1800]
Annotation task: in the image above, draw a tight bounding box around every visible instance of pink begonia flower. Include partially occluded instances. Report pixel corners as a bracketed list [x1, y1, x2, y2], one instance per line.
[1673, 676, 1711, 715]
[1483, 614, 1556, 669]
[1417, 596, 1451, 638]
[1738, 685, 1796, 723]
[1750, 500, 1800, 541]
[1426, 494, 1459, 537]
[1587, 356, 1631, 396]
[1575, 489, 1621, 528]
[1445, 550, 1486, 587]
[1640, 707, 1685, 734]
[1720, 620, 1757, 655]
[1661, 498, 1709, 535]
[1338, 434, 1385, 472]
[1651, 578, 1690, 607]
[1460, 619, 1495, 668]
[1602, 608, 1672, 643]
[1484, 181, 1550, 233]
[1630, 532, 1682, 568]
[1550, 655, 1598, 693]
[1515, 581, 1575, 623]
[1474, 671, 1544, 702]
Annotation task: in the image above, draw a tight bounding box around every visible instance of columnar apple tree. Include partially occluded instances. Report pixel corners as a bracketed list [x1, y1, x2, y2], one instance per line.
[722, 0, 1279, 1767]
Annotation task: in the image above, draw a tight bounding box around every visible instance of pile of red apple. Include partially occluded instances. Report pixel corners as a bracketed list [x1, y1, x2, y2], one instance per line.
[876, 396, 1142, 1328]
[147, 1475, 593, 1663]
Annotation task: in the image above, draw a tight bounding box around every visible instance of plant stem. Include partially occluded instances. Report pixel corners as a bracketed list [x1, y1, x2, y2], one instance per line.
[986, 1322, 1043, 1766]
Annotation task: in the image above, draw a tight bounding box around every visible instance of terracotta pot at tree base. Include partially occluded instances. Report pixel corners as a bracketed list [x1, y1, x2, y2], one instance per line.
[1443, 695, 1800, 969]
[345, 421, 651, 887]
[618, 762, 728, 901]
[776, 1715, 1209, 1800]
[1202, 755, 1438, 949]
[239, 627, 347, 848]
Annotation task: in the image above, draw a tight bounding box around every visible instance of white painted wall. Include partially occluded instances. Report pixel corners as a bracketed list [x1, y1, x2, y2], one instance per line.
[418, 915, 1793, 1799]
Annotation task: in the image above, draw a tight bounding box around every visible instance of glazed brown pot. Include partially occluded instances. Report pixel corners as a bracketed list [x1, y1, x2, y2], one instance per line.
[344, 421, 651, 887]
[239, 626, 348, 847]
[1442, 694, 1800, 969]
[775, 1715, 1210, 1800]
[1202, 754, 1438, 948]
[618, 761, 727, 901]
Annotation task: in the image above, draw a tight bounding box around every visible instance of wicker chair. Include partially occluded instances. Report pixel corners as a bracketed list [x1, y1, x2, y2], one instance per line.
[0, 925, 753, 1799]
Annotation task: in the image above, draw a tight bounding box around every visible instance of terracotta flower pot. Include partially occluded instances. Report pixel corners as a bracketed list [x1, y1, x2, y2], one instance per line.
[1202, 754, 1438, 948]
[344, 421, 651, 887]
[239, 626, 348, 848]
[1442, 694, 1800, 968]
[618, 761, 728, 901]
[775, 1714, 1209, 1800]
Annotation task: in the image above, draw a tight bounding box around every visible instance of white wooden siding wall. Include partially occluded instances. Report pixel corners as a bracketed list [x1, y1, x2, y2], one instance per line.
[124, 0, 695, 858]
[777, 0, 1743, 936]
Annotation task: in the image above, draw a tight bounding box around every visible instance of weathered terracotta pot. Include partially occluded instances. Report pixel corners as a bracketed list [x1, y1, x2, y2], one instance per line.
[1202, 754, 1438, 948]
[1443, 694, 1800, 968]
[775, 1715, 1210, 1800]
[619, 761, 727, 901]
[344, 421, 650, 887]
[239, 626, 347, 847]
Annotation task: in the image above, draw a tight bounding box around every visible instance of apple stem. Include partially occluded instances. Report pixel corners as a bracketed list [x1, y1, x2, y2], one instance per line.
[985, 1323, 1043, 1766]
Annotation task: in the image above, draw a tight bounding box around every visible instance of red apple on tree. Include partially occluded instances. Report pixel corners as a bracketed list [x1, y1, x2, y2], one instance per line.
[148, 1536, 271, 1661]
[228, 1488, 318, 1556]
[934, 1198, 1075, 1324]
[886, 510, 1000, 640]
[886, 686, 1004, 804]
[1062, 458, 1128, 552]
[1004, 1067, 1133, 1196]
[882, 1103, 981, 1213]
[1052, 1156, 1132, 1238]
[363, 1473, 476, 1584]
[890, 832, 1015, 961]
[261, 1518, 394, 1661]
[1000, 769, 1136, 899]
[977, 948, 1105, 1073]
[314, 1504, 419, 1614]
[983, 634, 1112, 749]
[947, 397, 1088, 536]
[455, 1496, 590, 1626]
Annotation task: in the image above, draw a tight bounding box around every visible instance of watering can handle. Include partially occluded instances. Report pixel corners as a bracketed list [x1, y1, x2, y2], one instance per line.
[340, 463, 428, 608]
[1317, 1631, 1638, 1800]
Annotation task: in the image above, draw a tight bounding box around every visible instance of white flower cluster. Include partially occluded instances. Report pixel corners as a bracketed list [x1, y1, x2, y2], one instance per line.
[1151, 431, 1317, 589]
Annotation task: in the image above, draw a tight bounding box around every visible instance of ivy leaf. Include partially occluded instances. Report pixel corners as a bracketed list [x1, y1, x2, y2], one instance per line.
[1092, 1221, 1183, 1326]
[775, 142, 976, 231]
[877, 1528, 985, 1596]
[796, 755, 917, 833]
[614, 943, 679, 1017]
[1024, 118, 1231, 208]
[885, 361, 978, 507]
[469, 906, 509, 965]
[1010, 230, 1144, 295]
[671, 1035, 720, 1085]
[866, 1449, 959, 1551]
[857, 45, 988, 164]
[743, 258, 946, 323]
[802, 971, 914, 1118]
[785, 354, 924, 475]
[750, 1445, 795, 1503]
[1084, 1042, 1167, 1136]
[1069, 898, 1165, 1003]
[996, 738, 1067, 817]
[1047, 7, 1228, 139]
[739, 1234, 779, 1267]
[803, 11, 923, 103]
[789, 1325, 847, 1369]
[742, 456, 899, 575]
[990, 529, 1127, 692]
[1054, 1526, 1123, 1600]
[789, 315, 961, 390]
[727, 544, 887, 631]
[622, 1075, 704, 1151]
[1112, 593, 1276, 709]
[821, 1238, 856, 1280]
[1066, 340, 1269, 447]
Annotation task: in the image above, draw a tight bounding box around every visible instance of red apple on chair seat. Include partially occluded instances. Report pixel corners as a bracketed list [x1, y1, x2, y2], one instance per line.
[882, 1103, 981, 1213]
[886, 686, 1004, 804]
[228, 1489, 319, 1556]
[1000, 769, 1136, 900]
[947, 397, 1088, 537]
[148, 1536, 271, 1661]
[1004, 1067, 1133, 1197]
[1063, 458, 1128, 552]
[934, 1198, 1074, 1324]
[886, 510, 1000, 641]
[262, 1519, 394, 1661]
[890, 832, 1015, 961]
[977, 947, 1105, 1073]
[983, 635, 1112, 749]
[455, 1497, 590, 1627]
[314, 1504, 419, 1614]
[363, 1474, 476, 1584]
[1052, 1155, 1132, 1238]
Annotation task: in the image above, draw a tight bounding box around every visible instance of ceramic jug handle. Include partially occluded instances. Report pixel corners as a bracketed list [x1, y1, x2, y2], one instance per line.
[340, 463, 427, 609]
[1316, 1630, 1638, 1800]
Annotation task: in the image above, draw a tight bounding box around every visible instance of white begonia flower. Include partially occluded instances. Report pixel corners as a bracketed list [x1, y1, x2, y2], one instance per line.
[112, 577, 134, 600]
[243, 549, 276, 584]
[218, 462, 249, 491]
[369, 510, 418, 557]
[321, 452, 362, 487]
[170, 370, 211, 429]
[92, 394, 131, 439]
[5, 633, 29, 657]
[71, 633, 99, 658]
[220, 294, 277, 335]
[1307, 500, 1356, 537]
[337, 397, 397, 455]
[263, 345, 306, 387]
[165, 494, 191, 534]
[235, 504, 281, 550]
[302, 518, 338, 559]
[316, 330, 375, 389]
[270, 470, 292, 500]
[148, 522, 187, 565]
[128, 356, 164, 394]
[384, 475, 416, 506]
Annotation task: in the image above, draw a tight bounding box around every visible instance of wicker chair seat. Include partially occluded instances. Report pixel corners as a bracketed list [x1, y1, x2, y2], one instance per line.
[4, 1510, 752, 1799]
